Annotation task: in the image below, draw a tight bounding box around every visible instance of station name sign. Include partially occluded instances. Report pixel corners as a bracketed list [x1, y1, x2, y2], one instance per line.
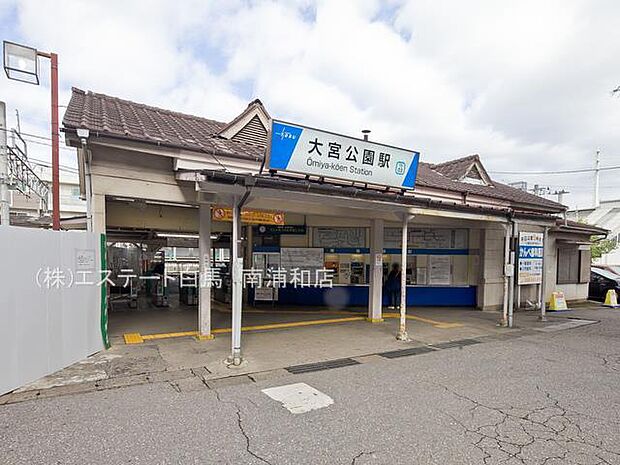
[268, 120, 420, 189]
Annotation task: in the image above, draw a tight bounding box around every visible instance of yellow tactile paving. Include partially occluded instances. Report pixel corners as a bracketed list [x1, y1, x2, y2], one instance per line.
[123, 333, 144, 344]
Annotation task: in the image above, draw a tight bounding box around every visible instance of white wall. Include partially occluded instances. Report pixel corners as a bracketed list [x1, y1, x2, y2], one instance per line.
[545, 233, 590, 303]
[0, 227, 105, 395]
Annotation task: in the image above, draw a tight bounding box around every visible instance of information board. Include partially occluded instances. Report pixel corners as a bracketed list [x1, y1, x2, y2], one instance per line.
[384, 228, 467, 249]
[280, 247, 325, 284]
[429, 255, 451, 285]
[518, 232, 544, 285]
[313, 227, 366, 248]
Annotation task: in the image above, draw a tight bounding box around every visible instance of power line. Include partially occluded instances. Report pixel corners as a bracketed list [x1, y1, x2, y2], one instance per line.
[491, 165, 620, 175]
[19, 137, 76, 152]
[0, 126, 66, 142]
[28, 158, 78, 173]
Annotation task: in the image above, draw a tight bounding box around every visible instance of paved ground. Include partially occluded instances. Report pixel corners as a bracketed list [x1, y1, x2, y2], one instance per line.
[5, 306, 589, 394]
[1, 306, 618, 464]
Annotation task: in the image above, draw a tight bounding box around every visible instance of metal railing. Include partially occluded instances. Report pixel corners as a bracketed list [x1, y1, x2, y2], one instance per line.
[7, 130, 49, 212]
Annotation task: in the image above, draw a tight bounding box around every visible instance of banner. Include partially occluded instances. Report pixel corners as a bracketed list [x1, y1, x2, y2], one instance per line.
[212, 207, 285, 225]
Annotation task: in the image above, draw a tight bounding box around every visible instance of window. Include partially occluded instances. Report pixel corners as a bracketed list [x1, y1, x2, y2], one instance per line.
[557, 247, 590, 284]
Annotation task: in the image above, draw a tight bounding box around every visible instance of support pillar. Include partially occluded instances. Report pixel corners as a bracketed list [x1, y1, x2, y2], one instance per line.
[397, 213, 411, 341]
[500, 223, 511, 327]
[368, 218, 384, 322]
[91, 193, 106, 235]
[508, 222, 518, 328]
[538, 227, 548, 322]
[198, 203, 213, 339]
[230, 198, 243, 365]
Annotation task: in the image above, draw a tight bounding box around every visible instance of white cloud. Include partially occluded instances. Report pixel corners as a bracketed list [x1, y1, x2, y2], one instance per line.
[1, 0, 619, 208]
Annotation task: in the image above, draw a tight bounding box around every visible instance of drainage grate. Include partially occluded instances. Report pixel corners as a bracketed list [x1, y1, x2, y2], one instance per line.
[431, 338, 481, 350]
[285, 358, 360, 374]
[378, 346, 435, 359]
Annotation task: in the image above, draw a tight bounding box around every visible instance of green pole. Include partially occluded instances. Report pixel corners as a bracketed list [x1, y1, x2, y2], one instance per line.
[100, 233, 110, 349]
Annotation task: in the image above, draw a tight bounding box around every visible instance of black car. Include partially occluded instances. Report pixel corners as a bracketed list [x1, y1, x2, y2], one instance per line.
[589, 268, 620, 301]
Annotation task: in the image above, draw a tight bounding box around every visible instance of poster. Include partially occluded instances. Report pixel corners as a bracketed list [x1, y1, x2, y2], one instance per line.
[429, 255, 451, 285]
[518, 232, 544, 285]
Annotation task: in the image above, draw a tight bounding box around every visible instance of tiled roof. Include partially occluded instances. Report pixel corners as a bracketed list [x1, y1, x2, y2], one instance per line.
[430, 154, 482, 180]
[63, 88, 565, 212]
[414, 161, 563, 211]
[62, 88, 264, 161]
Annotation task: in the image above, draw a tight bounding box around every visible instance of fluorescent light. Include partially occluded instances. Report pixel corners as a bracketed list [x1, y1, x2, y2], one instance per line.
[156, 232, 219, 240]
[157, 232, 199, 239]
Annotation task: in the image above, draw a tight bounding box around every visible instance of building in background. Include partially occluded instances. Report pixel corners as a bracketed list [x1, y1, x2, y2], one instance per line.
[9, 164, 85, 228]
[568, 199, 620, 265]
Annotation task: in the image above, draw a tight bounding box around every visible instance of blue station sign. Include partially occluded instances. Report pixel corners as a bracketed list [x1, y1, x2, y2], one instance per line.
[268, 120, 420, 189]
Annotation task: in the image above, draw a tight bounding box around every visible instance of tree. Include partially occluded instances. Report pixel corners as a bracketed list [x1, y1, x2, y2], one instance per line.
[590, 237, 618, 260]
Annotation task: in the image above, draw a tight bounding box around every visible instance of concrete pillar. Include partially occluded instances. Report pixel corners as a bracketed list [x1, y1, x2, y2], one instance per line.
[198, 204, 213, 339]
[230, 198, 243, 365]
[92, 194, 106, 235]
[500, 223, 510, 327]
[397, 213, 410, 341]
[368, 218, 384, 322]
[508, 222, 518, 328]
[538, 227, 548, 321]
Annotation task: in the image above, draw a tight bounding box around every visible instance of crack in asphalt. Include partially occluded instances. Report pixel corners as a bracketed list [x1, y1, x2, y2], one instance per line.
[351, 450, 375, 464]
[213, 389, 272, 465]
[437, 383, 620, 464]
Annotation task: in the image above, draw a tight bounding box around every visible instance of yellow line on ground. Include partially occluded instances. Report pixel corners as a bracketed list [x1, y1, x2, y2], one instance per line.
[382, 313, 463, 328]
[124, 316, 367, 344]
[214, 307, 462, 328]
[212, 316, 366, 334]
[214, 307, 357, 316]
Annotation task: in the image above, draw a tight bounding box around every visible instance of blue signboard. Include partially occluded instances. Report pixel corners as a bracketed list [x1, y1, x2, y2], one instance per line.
[268, 120, 420, 189]
[518, 232, 544, 284]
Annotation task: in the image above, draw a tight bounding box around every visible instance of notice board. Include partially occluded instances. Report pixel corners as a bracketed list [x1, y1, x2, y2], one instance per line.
[313, 228, 366, 248]
[518, 232, 544, 285]
[280, 247, 325, 284]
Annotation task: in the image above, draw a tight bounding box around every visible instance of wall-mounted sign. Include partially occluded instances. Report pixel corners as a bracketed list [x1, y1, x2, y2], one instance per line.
[255, 225, 307, 235]
[518, 232, 544, 285]
[268, 120, 420, 189]
[212, 207, 285, 225]
[313, 227, 366, 248]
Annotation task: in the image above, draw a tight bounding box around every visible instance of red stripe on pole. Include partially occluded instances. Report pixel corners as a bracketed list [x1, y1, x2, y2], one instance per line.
[50, 52, 60, 230]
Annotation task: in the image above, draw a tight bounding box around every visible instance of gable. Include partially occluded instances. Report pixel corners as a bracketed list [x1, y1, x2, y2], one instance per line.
[231, 114, 268, 146]
[218, 100, 271, 146]
[461, 163, 488, 185]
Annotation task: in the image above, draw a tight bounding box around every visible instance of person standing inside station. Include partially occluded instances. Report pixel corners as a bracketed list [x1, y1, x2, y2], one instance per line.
[384, 263, 402, 309]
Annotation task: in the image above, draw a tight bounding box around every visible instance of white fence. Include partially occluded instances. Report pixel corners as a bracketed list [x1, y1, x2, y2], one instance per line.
[0, 226, 105, 395]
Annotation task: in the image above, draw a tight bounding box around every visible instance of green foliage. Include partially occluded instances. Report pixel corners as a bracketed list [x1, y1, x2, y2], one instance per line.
[590, 237, 618, 260]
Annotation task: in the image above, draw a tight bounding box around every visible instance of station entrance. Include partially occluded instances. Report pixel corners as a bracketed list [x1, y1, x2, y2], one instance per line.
[101, 188, 488, 348]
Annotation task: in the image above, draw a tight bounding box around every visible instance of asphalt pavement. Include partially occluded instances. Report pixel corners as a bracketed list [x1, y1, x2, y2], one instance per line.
[1, 308, 619, 464]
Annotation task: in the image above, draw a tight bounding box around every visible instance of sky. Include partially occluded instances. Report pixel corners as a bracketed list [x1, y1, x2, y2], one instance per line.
[0, 0, 619, 210]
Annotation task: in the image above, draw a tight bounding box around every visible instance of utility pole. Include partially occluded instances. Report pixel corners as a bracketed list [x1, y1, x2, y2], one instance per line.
[594, 150, 600, 208]
[0, 101, 10, 226]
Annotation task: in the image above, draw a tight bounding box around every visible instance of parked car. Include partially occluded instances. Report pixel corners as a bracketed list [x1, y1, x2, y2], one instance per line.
[592, 264, 620, 276]
[589, 268, 620, 301]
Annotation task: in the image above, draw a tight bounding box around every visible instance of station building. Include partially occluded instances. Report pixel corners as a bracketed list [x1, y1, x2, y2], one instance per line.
[62, 88, 605, 350]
